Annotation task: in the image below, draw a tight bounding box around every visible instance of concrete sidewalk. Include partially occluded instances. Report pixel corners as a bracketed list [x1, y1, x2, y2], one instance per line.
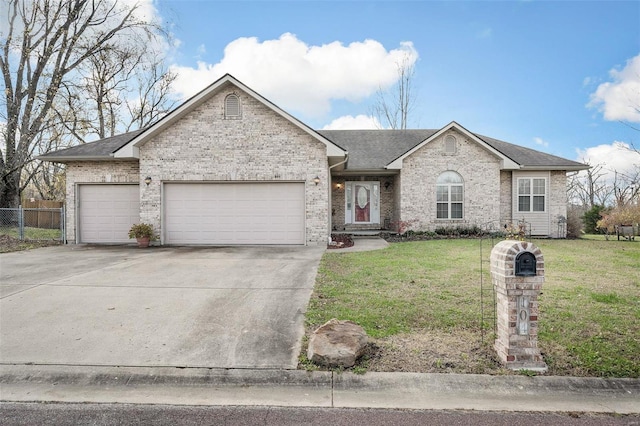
[1, 364, 638, 414]
[329, 236, 389, 253]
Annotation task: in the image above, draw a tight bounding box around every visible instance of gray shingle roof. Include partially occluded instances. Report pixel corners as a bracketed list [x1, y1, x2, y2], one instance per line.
[40, 126, 587, 171]
[317, 130, 437, 169]
[319, 129, 587, 170]
[39, 129, 145, 160]
[475, 134, 586, 168]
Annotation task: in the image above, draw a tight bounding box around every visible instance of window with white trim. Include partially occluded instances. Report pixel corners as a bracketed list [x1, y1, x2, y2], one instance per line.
[225, 94, 241, 118]
[518, 178, 546, 212]
[436, 171, 464, 219]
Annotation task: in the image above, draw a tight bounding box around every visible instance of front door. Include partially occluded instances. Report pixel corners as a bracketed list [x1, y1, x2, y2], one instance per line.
[345, 181, 380, 224]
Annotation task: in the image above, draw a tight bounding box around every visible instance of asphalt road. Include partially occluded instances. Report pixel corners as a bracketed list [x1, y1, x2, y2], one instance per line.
[2, 403, 639, 426]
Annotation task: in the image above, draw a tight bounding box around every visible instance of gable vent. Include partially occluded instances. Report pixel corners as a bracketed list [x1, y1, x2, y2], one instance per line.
[225, 94, 241, 118]
[444, 134, 457, 154]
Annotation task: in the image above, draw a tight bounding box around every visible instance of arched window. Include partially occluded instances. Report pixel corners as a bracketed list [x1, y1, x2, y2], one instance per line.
[436, 171, 464, 219]
[225, 94, 241, 118]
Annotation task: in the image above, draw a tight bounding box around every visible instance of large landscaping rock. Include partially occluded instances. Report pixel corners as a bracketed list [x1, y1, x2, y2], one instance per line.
[307, 319, 368, 368]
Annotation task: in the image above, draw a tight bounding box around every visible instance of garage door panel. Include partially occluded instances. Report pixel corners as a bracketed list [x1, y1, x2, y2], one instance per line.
[79, 184, 140, 244]
[164, 183, 305, 245]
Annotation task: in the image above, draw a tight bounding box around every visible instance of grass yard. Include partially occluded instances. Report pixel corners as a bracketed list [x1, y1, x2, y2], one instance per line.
[0, 226, 62, 240]
[305, 237, 640, 377]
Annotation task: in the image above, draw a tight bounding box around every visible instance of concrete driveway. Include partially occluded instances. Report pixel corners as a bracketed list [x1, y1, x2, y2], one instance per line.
[0, 245, 325, 369]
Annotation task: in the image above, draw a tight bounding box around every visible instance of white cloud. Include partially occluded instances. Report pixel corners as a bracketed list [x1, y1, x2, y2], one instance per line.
[169, 33, 418, 118]
[196, 44, 206, 55]
[588, 54, 640, 122]
[322, 115, 382, 130]
[576, 141, 640, 181]
[533, 137, 548, 147]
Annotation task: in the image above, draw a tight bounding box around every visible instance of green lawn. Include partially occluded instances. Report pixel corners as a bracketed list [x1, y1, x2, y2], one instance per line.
[0, 226, 62, 240]
[307, 237, 640, 377]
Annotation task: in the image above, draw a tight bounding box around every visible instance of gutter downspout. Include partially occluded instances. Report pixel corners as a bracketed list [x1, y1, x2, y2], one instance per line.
[327, 152, 349, 243]
[329, 152, 349, 171]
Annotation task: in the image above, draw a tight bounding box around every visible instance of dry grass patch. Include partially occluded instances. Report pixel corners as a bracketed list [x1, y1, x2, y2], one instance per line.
[0, 234, 61, 253]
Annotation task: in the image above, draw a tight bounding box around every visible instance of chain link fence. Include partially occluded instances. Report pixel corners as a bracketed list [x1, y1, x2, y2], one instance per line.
[0, 207, 65, 241]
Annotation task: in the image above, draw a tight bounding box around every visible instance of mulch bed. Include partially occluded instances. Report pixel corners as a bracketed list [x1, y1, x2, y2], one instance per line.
[327, 234, 355, 249]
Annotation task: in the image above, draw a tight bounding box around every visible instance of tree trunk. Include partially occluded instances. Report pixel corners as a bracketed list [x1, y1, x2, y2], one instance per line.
[0, 169, 21, 208]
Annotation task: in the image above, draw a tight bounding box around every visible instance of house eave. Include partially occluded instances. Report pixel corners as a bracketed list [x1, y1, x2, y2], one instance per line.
[332, 168, 399, 177]
[518, 165, 590, 172]
[38, 155, 138, 163]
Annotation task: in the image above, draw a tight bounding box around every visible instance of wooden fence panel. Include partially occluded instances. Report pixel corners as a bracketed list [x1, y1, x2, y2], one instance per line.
[22, 200, 63, 228]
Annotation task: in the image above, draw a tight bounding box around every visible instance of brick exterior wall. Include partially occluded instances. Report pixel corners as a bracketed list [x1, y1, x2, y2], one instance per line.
[549, 171, 568, 238]
[499, 171, 512, 229]
[64, 161, 140, 242]
[139, 83, 330, 245]
[399, 130, 502, 232]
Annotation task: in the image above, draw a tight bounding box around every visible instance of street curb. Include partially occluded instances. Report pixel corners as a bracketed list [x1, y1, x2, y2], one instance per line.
[1, 365, 639, 413]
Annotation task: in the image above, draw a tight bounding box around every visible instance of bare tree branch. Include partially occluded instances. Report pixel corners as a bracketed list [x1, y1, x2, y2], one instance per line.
[371, 54, 417, 130]
[1, 0, 173, 207]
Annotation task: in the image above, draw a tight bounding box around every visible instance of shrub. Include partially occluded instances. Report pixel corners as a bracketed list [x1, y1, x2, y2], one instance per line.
[504, 222, 527, 240]
[566, 207, 583, 238]
[597, 204, 640, 233]
[128, 223, 156, 239]
[434, 225, 483, 237]
[583, 205, 606, 234]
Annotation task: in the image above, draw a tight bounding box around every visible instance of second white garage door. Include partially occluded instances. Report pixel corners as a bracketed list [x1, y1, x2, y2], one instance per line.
[164, 182, 305, 245]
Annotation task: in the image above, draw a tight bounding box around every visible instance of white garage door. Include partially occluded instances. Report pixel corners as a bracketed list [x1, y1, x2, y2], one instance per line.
[164, 183, 305, 245]
[78, 184, 140, 243]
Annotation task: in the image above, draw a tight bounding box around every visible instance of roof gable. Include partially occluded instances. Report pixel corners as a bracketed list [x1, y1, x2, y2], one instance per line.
[318, 129, 436, 170]
[320, 123, 588, 172]
[385, 121, 520, 170]
[114, 74, 346, 159]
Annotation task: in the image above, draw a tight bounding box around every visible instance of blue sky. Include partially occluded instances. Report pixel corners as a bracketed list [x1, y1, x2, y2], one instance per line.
[153, 0, 640, 176]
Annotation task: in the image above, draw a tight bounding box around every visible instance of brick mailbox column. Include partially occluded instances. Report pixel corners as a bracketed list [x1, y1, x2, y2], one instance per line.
[490, 240, 547, 372]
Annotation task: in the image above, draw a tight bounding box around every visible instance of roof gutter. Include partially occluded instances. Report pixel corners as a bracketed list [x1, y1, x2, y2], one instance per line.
[518, 165, 590, 172]
[37, 155, 134, 163]
[329, 151, 349, 171]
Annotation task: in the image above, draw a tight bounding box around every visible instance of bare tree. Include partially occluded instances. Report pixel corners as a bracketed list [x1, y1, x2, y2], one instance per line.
[124, 59, 177, 131]
[72, 46, 176, 138]
[0, 0, 171, 207]
[568, 161, 640, 209]
[567, 163, 612, 208]
[371, 54, 417, 130]
[612, 167, 640, 206]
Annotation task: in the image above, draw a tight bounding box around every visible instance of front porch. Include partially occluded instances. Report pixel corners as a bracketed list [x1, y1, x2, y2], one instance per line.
[330, 175, 398, 233]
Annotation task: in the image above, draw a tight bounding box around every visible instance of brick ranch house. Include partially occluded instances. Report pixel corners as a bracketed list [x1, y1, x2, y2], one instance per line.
[41, 74, 588, 245]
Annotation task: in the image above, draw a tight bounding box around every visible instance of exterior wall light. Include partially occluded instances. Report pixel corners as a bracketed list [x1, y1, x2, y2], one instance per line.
[336, 183, 342, 189]
[313, 176, 321, 185]
[144, 176, 152, 186]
